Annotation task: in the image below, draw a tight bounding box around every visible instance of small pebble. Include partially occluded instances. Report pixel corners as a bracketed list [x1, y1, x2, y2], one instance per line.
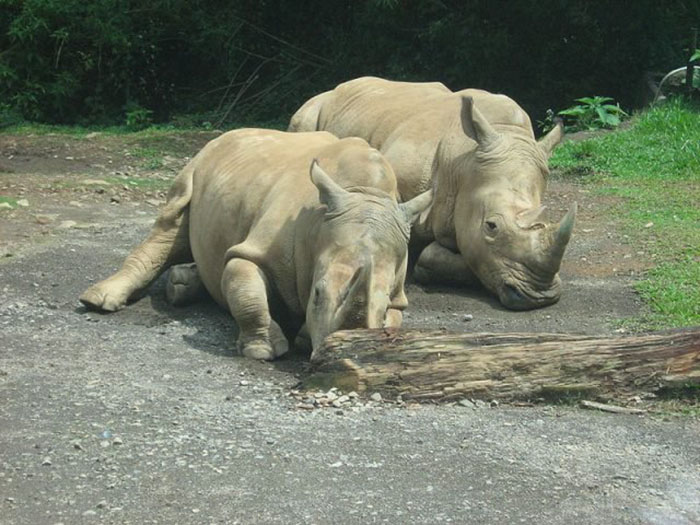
[370, 393, 382, 402]
[41, 457, 52, 466]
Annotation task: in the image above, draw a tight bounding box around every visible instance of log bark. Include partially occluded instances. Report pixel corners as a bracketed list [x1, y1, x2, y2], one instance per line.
[304, 328, 700, 402]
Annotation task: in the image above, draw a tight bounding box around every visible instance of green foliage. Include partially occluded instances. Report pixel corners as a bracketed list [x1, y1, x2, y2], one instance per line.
[551, 98, 700, 328]
[558, 96, 628, 131]
[125, 104, 154, 131]
[0, 196, 19, 209]
[691, 49, 700, 62]
[636, 258, 700, 328]
[0, 1, 698, 125]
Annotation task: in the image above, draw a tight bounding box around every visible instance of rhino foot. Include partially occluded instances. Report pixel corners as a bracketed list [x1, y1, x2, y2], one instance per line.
[79, 277, 133, 312]
[166, 263, 204, 306]
[269, 322, 289, 358]
[293, 327, 312, 354]
[238, 322, 289, 361]
[239, 340, 276, 361]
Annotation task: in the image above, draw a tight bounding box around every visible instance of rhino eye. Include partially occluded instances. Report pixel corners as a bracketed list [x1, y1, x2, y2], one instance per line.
[485, 220, 498, 232]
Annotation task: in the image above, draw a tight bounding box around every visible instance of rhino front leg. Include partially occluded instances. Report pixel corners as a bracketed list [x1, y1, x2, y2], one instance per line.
[384, 308, 403, 328]
[221, 258, 289, 361]
[166, 263, 205, 306]
[413, 241, 478, 286]
[293, 324, 312, 354]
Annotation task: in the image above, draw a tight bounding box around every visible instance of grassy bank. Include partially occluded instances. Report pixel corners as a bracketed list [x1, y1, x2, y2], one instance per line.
[551, 98, 699, 329]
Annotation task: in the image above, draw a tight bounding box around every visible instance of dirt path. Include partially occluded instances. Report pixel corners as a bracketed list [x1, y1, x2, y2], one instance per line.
[2, 132, 697, 525]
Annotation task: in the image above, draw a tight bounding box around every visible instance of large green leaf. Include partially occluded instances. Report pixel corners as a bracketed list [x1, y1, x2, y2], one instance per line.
[558, 106, 586, 116]
[576, 96, 613, 105]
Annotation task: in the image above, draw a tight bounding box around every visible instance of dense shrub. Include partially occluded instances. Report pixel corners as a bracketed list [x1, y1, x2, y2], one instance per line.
[0, 0, 697, 126]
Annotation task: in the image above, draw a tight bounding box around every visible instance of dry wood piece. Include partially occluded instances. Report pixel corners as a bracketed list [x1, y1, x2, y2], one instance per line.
[305, 328, 700, 402]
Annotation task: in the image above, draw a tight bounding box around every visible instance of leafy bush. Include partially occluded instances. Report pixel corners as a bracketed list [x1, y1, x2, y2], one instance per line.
[125, 104, 154, 130]
[0, 0, 698, 126]
[558, 97, 628, 131]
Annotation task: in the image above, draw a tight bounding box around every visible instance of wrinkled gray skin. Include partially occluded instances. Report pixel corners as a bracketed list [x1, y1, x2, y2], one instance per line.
[80, 129, 432, 360]
[289, 77, 576, 310]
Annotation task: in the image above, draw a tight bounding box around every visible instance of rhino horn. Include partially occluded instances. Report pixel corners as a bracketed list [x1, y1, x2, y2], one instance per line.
[516, 205, 547, 229]
[335, 260, 373, 327]
[547, 202, 577, 270]
[460, 96, 501, 150]
[538, 118, 564, 157]
[399, 188, 433, 225]
[310, 159, 348, 211]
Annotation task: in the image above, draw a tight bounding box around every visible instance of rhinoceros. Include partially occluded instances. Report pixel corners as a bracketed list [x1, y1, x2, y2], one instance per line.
[289, 77, 576, 310]
[79, 129, 432, 360]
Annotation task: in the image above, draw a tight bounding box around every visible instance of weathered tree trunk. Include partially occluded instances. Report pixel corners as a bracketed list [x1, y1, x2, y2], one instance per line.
[304, 328, 700, 402]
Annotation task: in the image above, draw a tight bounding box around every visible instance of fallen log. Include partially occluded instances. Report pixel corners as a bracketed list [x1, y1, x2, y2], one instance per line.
[304, 328, 700, 402]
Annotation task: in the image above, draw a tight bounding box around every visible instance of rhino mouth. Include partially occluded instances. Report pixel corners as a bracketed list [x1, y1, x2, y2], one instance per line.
[497, 279, 561, 310]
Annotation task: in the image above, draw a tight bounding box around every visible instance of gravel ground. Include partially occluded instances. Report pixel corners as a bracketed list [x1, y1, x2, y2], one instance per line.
[1, 133, 698, 524]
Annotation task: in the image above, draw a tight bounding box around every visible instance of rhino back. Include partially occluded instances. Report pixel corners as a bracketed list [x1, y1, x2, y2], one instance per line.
[304, 78, 537, 200]
[188, 129, 337, 307]
[311, 77, 458, 199]
[188, 130, 397, 314]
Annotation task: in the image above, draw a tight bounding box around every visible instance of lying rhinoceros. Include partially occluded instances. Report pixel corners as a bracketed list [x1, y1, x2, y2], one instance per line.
[80, 129, 432, 360]
[289, 77, 576, 310]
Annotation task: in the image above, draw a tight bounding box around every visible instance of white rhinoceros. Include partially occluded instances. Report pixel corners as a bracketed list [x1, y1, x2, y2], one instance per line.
[289, 77, 576, 310]
[80, 129, 432, 360]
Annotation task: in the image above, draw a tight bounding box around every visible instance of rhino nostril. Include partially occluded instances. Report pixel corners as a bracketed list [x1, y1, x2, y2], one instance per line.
[501, 284, 532, 310]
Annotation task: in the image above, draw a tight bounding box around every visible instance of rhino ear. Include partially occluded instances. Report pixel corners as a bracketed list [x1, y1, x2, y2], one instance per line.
[460, 96, 501, 149]
[310, 159, 348, 211]
[538, 118, 564, 157]
[399, 188, 433, 225]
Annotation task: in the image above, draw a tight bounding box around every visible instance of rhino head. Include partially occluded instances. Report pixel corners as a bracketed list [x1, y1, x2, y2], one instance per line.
[434, 97, 576, 310]
[305, 160, 432, 354]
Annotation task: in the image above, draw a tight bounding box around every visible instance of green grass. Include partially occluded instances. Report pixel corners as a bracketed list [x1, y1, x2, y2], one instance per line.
[128, 146, 165, 170]
[550, 98, 700, 329]
[104, 176, 171, 190]
[0, 117, 287, 137]
[0, 123, 191, 137]
[0, 196, 18, 208]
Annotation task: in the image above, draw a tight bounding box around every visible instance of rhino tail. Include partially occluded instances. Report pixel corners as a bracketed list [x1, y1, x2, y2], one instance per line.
[288, 91, 330, 132]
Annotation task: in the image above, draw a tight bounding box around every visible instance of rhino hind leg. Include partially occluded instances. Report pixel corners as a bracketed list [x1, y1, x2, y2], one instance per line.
[287, 91, 329, 132]
[166, 263, 205, 306]
[80, 167, 194, 312]
[413, 241, 478, 286]
[221, 258, 289, 361]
